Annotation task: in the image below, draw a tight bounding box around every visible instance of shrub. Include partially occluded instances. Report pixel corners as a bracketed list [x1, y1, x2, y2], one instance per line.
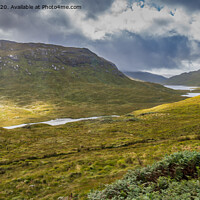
[88, 151, 200, 199]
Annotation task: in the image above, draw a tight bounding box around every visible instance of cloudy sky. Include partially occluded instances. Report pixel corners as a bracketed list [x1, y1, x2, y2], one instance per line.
[1, 0, 200, 77]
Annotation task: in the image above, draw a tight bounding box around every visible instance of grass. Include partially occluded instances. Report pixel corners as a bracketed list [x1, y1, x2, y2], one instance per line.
[0, 40, 184, 126]
[0, 40, 196, 199]
[0, 80, 184, 127]
[0, 100, 54, 127]
[0, 96, 200, 199]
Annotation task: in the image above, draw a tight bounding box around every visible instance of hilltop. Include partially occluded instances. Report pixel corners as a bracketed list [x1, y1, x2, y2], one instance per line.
[165, 69, 200, 86]
[0, 40, 183, 126]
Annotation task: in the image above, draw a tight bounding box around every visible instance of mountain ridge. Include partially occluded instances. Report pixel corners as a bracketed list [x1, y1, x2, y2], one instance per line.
[165, 69, 200, 86]
[123, 71, 167, 84]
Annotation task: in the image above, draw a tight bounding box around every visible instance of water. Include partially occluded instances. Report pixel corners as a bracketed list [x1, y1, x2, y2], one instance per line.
[4, 85, 200, 129]
[3, 115, 119, 130]
[164, 85, 198, 91]
[182, 93, 200, 97]
[164, 85, 200, 97]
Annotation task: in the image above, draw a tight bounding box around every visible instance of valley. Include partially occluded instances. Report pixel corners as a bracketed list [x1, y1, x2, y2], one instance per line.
[0, 40, 184, 127]
[1, 0, 200, 199]
[0, 40, 199, 200]
[0, 95, 200, 199]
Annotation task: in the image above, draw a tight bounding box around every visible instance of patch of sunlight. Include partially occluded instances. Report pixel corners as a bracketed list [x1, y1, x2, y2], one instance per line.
[0, 100, 54, 127]
[134, 95, 200, 115]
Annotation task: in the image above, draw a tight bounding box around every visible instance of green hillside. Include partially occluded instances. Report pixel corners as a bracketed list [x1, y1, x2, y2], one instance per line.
[0, 40, 184, 126]
[0, 95, 200, 199]
[165, 69, 200, 86]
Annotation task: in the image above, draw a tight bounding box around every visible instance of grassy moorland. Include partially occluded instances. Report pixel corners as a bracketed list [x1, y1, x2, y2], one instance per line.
[0, 95, 200, 199]
[0, 40, 184, 127]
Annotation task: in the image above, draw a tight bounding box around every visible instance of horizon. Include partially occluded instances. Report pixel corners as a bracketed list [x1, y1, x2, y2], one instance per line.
[0, 0, 200, 77]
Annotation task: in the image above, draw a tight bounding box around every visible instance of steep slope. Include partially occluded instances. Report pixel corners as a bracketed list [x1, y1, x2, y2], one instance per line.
[0, 96, 200, 199]
[165, 69, 200, 86]
[0, 40, 183, 126]
[123, 71, 167, 84]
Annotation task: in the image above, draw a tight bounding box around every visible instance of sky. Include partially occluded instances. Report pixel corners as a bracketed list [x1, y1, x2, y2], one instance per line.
[0, 0, 200, 77]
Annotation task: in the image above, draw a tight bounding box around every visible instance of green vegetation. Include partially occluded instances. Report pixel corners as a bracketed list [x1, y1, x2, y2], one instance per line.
[0, 95, 200, 199]
[0, 40, 184, 126]
[88, 151, 200, 199]
[165, 69, 200, 86]
[0, 40, 199, 199]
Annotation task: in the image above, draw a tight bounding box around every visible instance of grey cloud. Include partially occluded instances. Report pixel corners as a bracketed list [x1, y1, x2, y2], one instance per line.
[77, 0, 114, 19]
[153, 18, 173, 27]
[0, 1, 72, 42]
[0, 12, 70, 43]
[87, 33, 196, 72]
[152, 0, 200, 12]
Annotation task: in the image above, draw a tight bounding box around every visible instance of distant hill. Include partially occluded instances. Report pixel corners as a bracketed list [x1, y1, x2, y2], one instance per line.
[165, 69, 200, 86]
[123, 71, 167, 84]
[0, 40, 183, 126]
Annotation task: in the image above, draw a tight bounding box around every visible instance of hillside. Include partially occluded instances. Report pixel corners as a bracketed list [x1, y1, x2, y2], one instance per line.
[123, 71, 167, 84]
[0, 40, 183, 126]
[0, 95, 200, 199]
[165, 69, 200, 86]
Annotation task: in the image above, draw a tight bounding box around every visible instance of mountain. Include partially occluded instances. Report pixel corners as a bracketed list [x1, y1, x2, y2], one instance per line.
[123, 71, 167, 84]
[0, 40, 183, 126]
[165, 69, 200, 86]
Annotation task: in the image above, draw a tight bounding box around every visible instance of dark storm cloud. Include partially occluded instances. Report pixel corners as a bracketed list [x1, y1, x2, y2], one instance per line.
[0, 0, 91, 45]
[0, 0, 72, 42]
[0, 0, 112, 34]
[153, 18, 172, 27]
[78, 0, 114, 19]
[153, 0, 200, 12]
[0, 0, 114, 42]
[0, 9, 70, 29]
[88, 33, 194, 72]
